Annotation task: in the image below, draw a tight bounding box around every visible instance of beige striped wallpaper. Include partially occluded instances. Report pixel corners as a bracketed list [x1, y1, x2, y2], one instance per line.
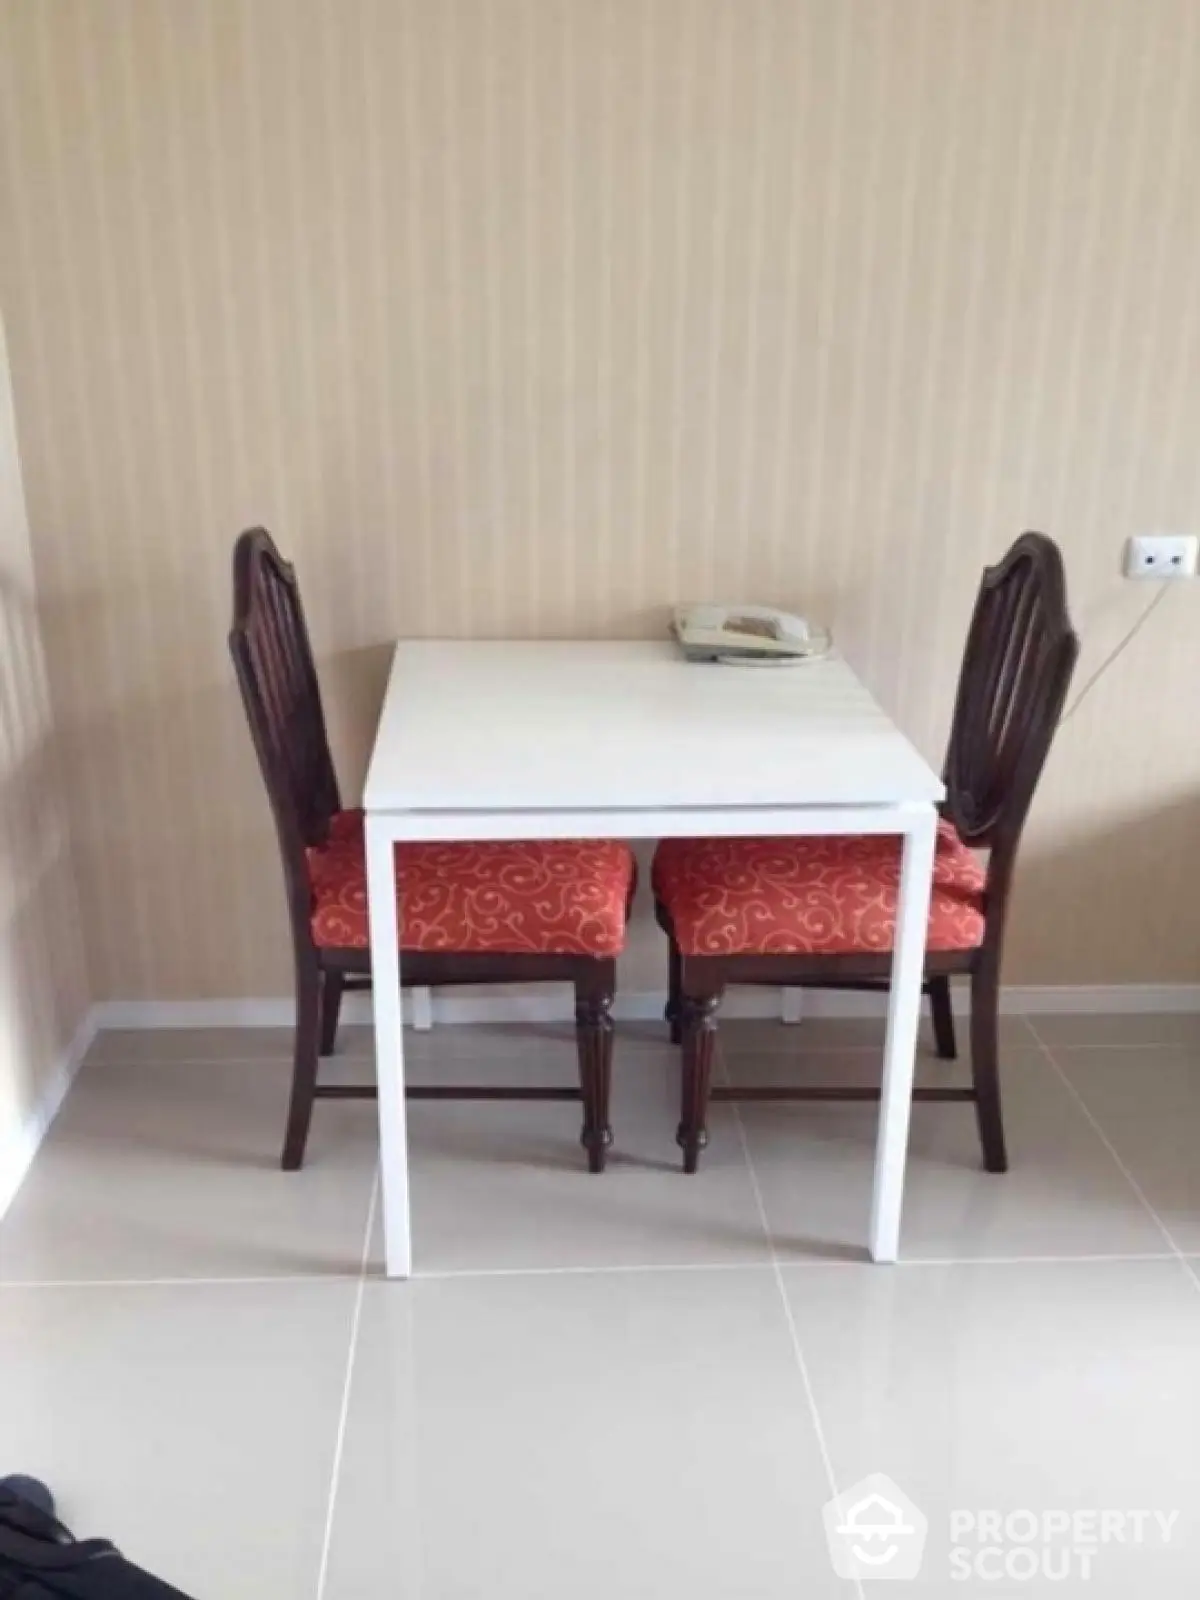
[2, 0, 1200, 1000]
[0, 313, 89, 1182]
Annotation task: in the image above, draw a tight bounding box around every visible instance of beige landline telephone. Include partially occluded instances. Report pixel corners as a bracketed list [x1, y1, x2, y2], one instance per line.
[671, 603, 831, 664]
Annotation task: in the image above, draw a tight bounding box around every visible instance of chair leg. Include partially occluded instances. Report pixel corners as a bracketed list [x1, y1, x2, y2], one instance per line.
[665, 936, 683, 1045]
[319, 970, 345, 1058]
[677, 981, 723, 1174]
[574, 965, 615, 1174]
[282, 958, 322, 1171]
[970, 961, 1007, 1173]
[928, 974, 957, 1060]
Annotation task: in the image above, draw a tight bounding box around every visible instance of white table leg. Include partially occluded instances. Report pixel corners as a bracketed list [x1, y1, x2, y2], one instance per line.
[869, 805, 937, 1262]
[365, 814, 412, 1278]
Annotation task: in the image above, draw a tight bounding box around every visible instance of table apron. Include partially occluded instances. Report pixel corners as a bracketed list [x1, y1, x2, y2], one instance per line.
[367, 800, 939, 844]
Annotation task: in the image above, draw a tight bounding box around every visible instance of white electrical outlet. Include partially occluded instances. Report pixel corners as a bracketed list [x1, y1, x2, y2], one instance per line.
[1123, 534, 1198, 579]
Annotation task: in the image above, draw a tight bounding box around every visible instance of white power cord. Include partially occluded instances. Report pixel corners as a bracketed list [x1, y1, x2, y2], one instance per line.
[1058, 582, 1171, 726]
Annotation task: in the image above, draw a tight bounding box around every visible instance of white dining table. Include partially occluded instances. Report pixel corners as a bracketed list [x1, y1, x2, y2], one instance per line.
[363, 639, 944, 1278]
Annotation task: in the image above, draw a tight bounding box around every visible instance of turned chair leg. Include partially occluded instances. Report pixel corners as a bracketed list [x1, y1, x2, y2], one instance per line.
[928, 974, 957, 1060]
[574, 966, 615, 1173]
[970, 962, 1007, 1172]
[665, 938, 685, 1046]
[319, 970, 345, 1057]
[677, 984, 723, 1173]
[282, 957, 322, 1170]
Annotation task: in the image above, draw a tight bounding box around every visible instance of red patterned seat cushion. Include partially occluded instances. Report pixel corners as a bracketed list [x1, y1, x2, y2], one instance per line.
[652, 821, 986, 957]
[307, 811, 635, 956]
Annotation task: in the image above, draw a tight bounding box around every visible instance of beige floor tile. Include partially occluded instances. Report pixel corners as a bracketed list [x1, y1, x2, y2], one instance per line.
[85, 1026, 302, 1065]
[0, 1280, 354, 1598]
[720, 1041, 973, 1092]
[1048, 1044, 1200, 1250]
[1027, 1012, 1200, 1051]
[0, 1057, 377, 1282]
[381, 1042, 772, 1274]
[719, 1011, 1034, 1059]
[734, 1051, 1168, 1261]
[784, 1259, 1200, 1595]
[83, 1021, 380, 1067]
[324, 1270, 842, 1599]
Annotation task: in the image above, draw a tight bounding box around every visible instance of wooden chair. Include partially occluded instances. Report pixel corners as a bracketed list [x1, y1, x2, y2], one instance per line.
[653, 532, 1079, 1173]
[228, 528, 635, 1173]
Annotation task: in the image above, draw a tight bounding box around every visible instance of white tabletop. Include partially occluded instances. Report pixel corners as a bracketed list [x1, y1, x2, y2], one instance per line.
[364, 641, 943, 816]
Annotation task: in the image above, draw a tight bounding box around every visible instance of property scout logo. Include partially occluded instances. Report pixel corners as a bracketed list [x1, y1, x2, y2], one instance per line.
[822, 1474, 1179, 1583]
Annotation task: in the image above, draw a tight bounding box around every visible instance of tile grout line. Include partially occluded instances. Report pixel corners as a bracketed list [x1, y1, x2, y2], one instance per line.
[720, 1041, 866, 1600]
[315, 1163, 380, 1600]
[415, 1259, 780, 1281]
[0, 1247, 1187, 1294]
[896, 1250, 1180, 1267]
[1023, 1017, 1200, 1295]
[1011, 1040, 1197, 1055]
[0, 1274, 371, 1291]
[70, 1044, 1053, 1071]
[83, 1055, 383, 1071]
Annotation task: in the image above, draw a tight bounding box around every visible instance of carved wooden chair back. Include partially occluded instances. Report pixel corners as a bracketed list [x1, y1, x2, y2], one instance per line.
[228, 528, 341, 934]
[942, 532, 1079, 929]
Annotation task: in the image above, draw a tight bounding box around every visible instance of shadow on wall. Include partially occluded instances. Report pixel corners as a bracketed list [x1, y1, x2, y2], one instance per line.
[35, 622, 398, 1000]
[319, 642, 395, 798]
[1007, 791, 1200, 988]
[0, 572, 89, 1139]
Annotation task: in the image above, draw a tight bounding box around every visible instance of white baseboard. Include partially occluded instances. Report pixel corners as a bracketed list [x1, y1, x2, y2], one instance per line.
[89, 982, 1200, 1033]
[91, 987, 788, 1031]
[0, 1008, 98, 1223]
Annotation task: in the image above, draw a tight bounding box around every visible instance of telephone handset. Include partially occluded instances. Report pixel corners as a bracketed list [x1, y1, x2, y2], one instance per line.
[671, 603, 831, 664]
